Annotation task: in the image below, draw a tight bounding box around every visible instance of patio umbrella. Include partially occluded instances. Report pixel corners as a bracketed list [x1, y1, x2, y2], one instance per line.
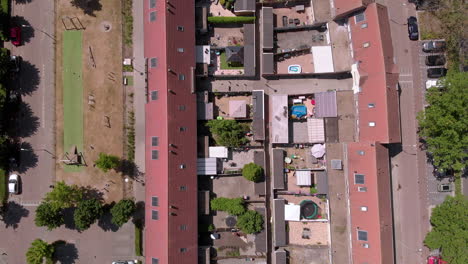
[311, 144, 325, 158]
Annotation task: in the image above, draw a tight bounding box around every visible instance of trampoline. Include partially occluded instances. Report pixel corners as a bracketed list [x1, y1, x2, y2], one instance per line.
[300, 200, 319, 219]
[291, 105, 307, 118]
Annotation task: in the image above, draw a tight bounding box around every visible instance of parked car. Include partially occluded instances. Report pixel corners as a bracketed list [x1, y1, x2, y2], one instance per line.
[8, 174, 20, 194]
[407, 16, 419, 40]
[425, 79, 442, 89]
[111, 261, 136, 264]
[210, 233, 220, 240]
[423, 40, 446, 52]
[9, 55, 22, 73]
[427, 68, 447, 78]
[425, 55, 446, 66]
[437, 183, 453, 192]
[10, 26, 21, 46]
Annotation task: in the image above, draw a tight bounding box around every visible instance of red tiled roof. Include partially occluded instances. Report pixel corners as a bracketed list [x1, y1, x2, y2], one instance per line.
[144, 1, 198, 263]
[347, 142, 395, 264]
[350, 3, 401, 144]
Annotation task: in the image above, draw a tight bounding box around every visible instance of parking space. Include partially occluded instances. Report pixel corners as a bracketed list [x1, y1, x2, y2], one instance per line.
[425, 163, 453, 206]
[417, 40, 448, 93]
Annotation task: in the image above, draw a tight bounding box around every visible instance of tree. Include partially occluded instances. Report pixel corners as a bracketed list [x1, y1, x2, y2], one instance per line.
[34, 202, 64, 230]
[44, 181, 83, 209]
[95, 152, 120, 172]
[206, 119, 249, 147]
[210, 197, 245, 216]
[242, 163, 264, 182]
[26, 239, 54, 264]
[424, 195, 468, 263]
[73, 198, 103, 231]
[237, 210, 264, 234]
[110, 199, 135, 227]
[417, 71, 468, 173]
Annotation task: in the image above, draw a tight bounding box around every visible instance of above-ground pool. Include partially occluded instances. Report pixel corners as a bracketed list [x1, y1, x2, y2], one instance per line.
[291, 105, 307, 118]
[288, 64, 302, 74]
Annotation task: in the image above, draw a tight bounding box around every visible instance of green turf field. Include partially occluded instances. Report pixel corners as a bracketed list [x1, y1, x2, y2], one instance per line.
[63, 31, 83, 172]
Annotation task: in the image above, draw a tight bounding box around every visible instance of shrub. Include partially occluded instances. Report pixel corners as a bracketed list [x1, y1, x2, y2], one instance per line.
[210, 197, 245, 216]
[237, 210, 264, 234]
[95, 153, 120, 172]
[110, 199, 136, 227]
[242, 163, 264, 182]
[135, 221, 143, 256]
[207, 16, 256, 24]
[220, 0, 226, 5]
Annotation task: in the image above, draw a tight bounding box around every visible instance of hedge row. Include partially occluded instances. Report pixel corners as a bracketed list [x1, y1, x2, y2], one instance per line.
[207, 16, 256, 24]
[210, 197, 246, 215]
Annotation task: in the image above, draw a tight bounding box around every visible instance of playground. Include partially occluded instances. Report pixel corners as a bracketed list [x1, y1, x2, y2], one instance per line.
[55, 0, 126, 202]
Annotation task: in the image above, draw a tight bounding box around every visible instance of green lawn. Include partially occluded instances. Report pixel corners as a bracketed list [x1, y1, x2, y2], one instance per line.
[219, 52, 244, 70]
[0, 168, 6, 205]
[63, 31, 83, 172]
[135, 222, 142, 256]
[125, 76, 134, 86]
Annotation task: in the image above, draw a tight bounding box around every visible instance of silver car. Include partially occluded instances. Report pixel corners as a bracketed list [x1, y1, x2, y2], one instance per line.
[437, 183, 452, 192]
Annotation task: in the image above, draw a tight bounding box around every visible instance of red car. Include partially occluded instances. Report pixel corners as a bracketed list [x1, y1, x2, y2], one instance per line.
[10, 26, 21, 46]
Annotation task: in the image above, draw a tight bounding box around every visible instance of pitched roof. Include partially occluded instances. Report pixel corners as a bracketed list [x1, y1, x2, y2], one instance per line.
[225, 46, 244, 63]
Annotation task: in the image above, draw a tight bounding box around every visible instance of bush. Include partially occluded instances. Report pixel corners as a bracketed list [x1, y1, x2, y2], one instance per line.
[220, 0, 226, 5]
[237, 210, 264, 234]
[135, 221, 142, 256]
[242, 163, 264, 182]
[95, 153, 120, 172]
[110, 199, 136, 227]
[207, 16, 256, 24]
[310, 185, 318, 195]
[210, 197, 245, 216]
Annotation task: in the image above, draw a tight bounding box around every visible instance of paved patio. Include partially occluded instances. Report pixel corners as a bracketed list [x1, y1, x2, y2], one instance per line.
[273, 7, 314, 27]
[214, 95, 252, 119]
[277, 53, 315, 74]
[221, 149, 256, 172]
[288, 221, 330, 246]
[213, 176, 256, 199]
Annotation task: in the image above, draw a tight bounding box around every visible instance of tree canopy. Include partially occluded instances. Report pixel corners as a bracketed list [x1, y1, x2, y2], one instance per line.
[424, 195, 468, 263]
[210, 197, 246, 216]
[110, 199, 135, 227]
[73, 198, 103, 231]
[237, 210, 264, 234]
[95, 152, 120, 172]
[417, 71, 468, 172]
[44, 181, 83, 209]
[26, 239, 54, 264]
[242, 163, 264, 182]
[206, 119, 249, 147]
[34, 202, 64, 230]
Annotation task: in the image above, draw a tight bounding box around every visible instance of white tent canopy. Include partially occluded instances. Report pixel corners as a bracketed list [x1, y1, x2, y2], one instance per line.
[311, 144, 326, 158]
[296, 170, 312, 186]
[285, 204, 301, 221]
